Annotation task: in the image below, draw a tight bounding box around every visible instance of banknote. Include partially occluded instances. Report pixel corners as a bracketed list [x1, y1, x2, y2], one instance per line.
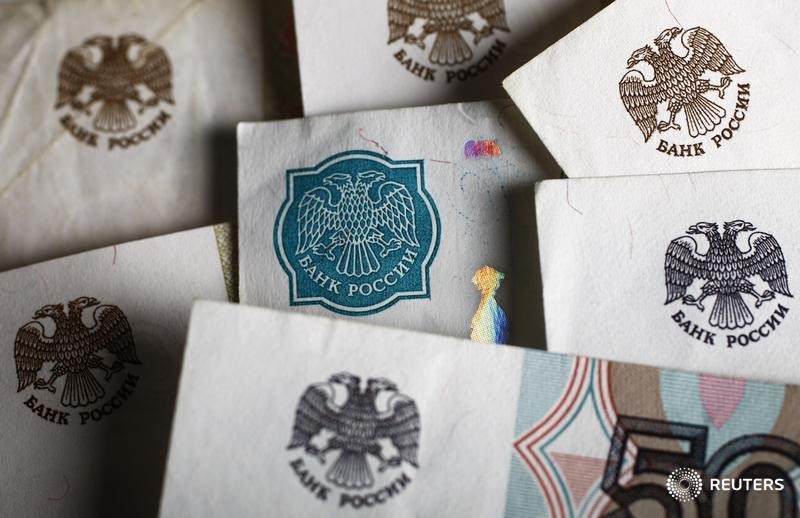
[160, 301, 800, 517]
[534, 168, 800, 385]
[0, 226, 228, 517]
[238, 100, 557, 345]
[293, 0, 609, 115]
[503, 0, 800, 178]
[0, 0, 264, 272]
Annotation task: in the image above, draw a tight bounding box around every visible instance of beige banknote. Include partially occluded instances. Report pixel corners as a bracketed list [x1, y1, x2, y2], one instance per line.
[535, 168, 800, 385]
[504, 0, 800, 177]
[0, 226, 228, 517]
[0, 0, 264, 272]
[294, 0, 610, 115]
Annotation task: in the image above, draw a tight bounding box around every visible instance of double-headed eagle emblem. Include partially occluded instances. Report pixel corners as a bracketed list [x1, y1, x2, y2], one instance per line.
[665, 221, 792, 330]
[14, 297, 139, 407]
[388, 0, 509, 66]
[55, 34, 174, 133]
[620, 27, 744, 142]
[288, 373, 420, 489]
[296, 171, 419, 278]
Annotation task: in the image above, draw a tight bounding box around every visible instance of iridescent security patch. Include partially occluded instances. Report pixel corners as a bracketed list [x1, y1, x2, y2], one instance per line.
[275, 151, 440, 315]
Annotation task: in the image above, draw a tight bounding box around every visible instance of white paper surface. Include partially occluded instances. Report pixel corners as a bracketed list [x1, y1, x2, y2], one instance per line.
[160, 301, 524, 518]
[535, 169, 800, 384]
[0, 0, 263, 272]
[504, 0, 800, 177]
[238, 100, 555, 345]
[0, 226, 227, 517]
[294, 0, 609, 116]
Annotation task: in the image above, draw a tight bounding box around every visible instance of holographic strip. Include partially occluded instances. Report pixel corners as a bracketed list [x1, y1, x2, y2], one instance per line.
[464, 139, 502, 159]
[470, 265, 509, 344]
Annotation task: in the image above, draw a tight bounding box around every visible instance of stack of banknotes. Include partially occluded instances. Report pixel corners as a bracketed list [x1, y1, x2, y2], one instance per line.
[2, 0, 799, 516]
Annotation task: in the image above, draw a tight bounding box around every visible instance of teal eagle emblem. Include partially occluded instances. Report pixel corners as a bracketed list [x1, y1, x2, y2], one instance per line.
[275, 151, 439, 315]
[297, 170, 419, 277]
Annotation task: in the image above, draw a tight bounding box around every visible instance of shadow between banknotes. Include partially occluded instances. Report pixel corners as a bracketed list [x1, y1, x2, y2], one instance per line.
[91, 322, 188, 517]
[506, 184, 547, 348]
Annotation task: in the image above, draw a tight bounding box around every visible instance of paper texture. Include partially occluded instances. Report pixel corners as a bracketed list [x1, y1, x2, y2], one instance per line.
[294, 0, 609, 116]
[504, 0, 800, 177]
[238, 100, 556, 345]
[161, 301, 800, 517]
[0, 226, 227, 517]
[0, 0, 263, 272]
[535, 168, 800, 384]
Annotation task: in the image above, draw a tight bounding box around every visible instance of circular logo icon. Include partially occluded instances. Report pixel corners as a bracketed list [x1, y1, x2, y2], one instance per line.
[667, 467, 703, 502]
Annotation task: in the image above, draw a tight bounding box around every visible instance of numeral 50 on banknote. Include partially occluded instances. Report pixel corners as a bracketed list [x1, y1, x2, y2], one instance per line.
[603, 416, 798, 515]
